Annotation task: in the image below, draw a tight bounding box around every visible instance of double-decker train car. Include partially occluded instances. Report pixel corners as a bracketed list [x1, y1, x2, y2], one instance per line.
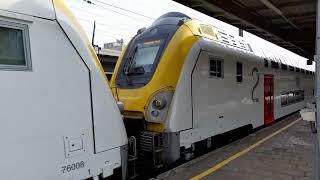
[110, 12, 314, 170]
[0, 0, 127, 179]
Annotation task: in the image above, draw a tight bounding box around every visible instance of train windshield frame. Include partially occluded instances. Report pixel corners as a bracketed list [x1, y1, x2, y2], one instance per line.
[116, 33, 169, 88]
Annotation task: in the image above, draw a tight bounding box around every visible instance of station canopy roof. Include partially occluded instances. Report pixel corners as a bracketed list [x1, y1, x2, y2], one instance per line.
[174, 0, 316, 60]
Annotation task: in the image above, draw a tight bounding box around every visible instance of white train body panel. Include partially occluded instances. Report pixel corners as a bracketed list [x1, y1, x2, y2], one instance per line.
[0, 1, 127, 180]
[166, 38, 314, 148]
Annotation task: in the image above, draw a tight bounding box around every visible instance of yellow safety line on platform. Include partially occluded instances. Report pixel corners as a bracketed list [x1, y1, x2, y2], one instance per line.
[190, 118, 301, 180]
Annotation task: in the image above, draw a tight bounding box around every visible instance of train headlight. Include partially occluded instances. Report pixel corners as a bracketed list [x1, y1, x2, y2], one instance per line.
[152, 99, 167, 110]
[146, 91, 174, 123]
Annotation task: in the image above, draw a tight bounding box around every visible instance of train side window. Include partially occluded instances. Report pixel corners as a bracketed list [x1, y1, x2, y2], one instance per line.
[296, 68, 301, 72]
[281, 64, 288, 71]
[281, 93, 288, 106]
[297, 90, 304, 102]
[301, 69, 305, 74]
[288, 92, 295, 104]
[209, 56, 224, 78]
[294, 90, 304, 102]
[264, 59, 268, 67]
[0, 21, 31, 71]
[236, 62, 243, 83]
[289, 66, 294, 72]
[294, 91, 300, 102]
[271, 61, 279, 69]
[282, 90, 305, 107]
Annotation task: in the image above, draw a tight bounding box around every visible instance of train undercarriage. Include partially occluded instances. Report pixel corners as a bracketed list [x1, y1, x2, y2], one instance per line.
[123, 118, 254, 179]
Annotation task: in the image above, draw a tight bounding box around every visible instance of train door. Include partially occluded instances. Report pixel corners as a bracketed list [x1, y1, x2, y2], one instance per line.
[264, 75, 274, 125]
[192, 52, 221, 135]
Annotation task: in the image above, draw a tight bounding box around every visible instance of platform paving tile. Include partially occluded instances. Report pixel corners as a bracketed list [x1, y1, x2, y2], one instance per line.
[157, 113, 315, 180]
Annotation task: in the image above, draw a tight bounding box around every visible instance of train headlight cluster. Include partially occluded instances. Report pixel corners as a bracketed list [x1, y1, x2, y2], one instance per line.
[146, 90, 174, 123]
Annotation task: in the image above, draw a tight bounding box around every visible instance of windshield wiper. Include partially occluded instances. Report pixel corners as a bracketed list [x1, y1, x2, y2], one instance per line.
[123, 57, 131, 74]
[124, 46, 138, 75]
[127, 66, 145, 76]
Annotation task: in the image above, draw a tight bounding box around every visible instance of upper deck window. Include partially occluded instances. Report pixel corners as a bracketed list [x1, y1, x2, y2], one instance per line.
[0, 21, 31, 70]
[281, 64, 288, 71]
[264, 59, 268, 67]
[289, 66, 294, 72]
[209, 56, 224, 78]
[271, 61, 279, 69]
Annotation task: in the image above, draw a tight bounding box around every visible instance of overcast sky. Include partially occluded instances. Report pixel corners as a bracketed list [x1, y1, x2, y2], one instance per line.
[65, 0, 314, 70]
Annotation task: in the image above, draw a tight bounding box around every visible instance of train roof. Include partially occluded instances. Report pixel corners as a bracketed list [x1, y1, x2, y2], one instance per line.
[143, 12, 314, 72]
[0, 0, 55, 20]
[195, 22, 314, 72]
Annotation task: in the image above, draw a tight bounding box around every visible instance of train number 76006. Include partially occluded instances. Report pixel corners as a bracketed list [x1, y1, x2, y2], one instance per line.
[61, 161, 85, 173]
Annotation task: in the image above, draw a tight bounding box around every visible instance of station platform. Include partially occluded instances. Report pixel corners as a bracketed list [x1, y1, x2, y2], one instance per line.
[157, 113, 315, 180]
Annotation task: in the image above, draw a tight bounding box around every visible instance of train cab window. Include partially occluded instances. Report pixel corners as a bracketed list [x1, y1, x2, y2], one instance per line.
[132, 44, 160, 73]
[209, 56, 224, 78]
[264, 59, 268, 67]
[281, 64, 288, 71]
[236, 62, 243, 83]
[289, 66, 294, 72]
[0, 22, 31, 70]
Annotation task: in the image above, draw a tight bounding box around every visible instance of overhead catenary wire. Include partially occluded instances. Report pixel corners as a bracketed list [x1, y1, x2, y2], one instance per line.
[78, 17, 139, 31]
[70, 6, 143, 23]
[77, 1, 154, 23]
[82, 25, 133, 39]
[70, 6, 147, 31]
[89, 0, 155, 20]
[84, 28, 120, 40]
[69, 3, 143, 44]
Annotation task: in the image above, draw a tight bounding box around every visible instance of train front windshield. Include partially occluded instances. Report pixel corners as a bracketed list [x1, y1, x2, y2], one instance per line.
[116, 34, 168, 88]
[129, 41, 161, 74]
[115, 17, 187, 88]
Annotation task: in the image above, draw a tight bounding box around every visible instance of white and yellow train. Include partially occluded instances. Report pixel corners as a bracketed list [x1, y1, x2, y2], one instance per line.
[0, 1, 127, 180]
[110, 12, 315, 168]
[0, 1, 315, 179]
